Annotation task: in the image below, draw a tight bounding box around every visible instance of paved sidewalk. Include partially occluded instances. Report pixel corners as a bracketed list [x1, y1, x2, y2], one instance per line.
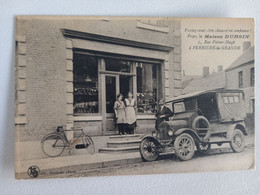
[15, 134, 254, 179]
[16, 152, 142, 179]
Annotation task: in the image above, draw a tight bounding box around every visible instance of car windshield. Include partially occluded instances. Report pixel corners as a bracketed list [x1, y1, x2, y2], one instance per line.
[173, 98, 196, 114]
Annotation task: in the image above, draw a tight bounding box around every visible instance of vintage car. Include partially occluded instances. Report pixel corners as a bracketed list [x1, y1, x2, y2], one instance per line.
[139, 89, 248, 161]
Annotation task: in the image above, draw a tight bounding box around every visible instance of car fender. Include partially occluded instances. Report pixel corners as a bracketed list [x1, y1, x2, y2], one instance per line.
[174, 128, 202, 143]
[226, 123, 247, 140]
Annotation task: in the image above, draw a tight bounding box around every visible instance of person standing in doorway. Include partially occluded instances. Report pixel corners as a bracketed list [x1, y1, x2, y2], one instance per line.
[125, 92, 137, 134]
[114, 94, 126, 135]
[155, 99, 173, 130]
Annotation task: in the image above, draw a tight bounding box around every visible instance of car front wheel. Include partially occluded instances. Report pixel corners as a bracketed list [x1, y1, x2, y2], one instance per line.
[174, 133, 195, 161]
[230, 129, 245, 153]
[140, 138, 159, 162]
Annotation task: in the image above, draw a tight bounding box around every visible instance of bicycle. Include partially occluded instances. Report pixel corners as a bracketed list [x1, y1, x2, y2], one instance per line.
[41, 126, 95, 157]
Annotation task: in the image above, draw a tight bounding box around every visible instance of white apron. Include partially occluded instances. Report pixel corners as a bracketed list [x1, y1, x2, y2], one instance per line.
[125, 98, 136, 125]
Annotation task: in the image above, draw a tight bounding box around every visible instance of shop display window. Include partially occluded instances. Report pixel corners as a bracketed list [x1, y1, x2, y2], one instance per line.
[136, 63, 159, 114]
[73, 52, 162, 116]
[73, 54, 99, 114]
[105, 58, 131, 73]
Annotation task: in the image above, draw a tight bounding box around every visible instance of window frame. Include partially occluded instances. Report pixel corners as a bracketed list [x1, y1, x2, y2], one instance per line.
[250, 67, 255, 87]
[238, 71, 243, 88]
[73, 49, 163, 116]
[73, 54, 100, 116]
[136, 62, 162, 114]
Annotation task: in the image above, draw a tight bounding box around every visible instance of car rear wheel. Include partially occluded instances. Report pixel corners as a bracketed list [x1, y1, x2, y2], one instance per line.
[230, 129, 245, 153]
[174, 133, 195, 161]
[140, 138, 159, 162]
[197, 143, 211, 154]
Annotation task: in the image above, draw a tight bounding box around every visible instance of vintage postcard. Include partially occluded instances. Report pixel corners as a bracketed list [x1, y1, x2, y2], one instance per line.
[15, 17, 255, 179]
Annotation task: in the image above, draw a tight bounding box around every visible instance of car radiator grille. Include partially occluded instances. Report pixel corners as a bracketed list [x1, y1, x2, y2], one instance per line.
[158, 128, 171, 142]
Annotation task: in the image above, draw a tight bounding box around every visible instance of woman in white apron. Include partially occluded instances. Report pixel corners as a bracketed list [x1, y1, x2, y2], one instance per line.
[125, 92, 137, 134]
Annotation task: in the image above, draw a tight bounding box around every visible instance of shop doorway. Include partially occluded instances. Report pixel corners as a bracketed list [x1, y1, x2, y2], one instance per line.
[105, 76, 117, 114]
[120, 75, 132, 98]
[102, 74, 133, 133]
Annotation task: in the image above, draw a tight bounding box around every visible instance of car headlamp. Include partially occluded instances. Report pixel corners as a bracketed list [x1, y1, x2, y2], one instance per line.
[168, 129, 174, 136]
[152, 130, 158, 137]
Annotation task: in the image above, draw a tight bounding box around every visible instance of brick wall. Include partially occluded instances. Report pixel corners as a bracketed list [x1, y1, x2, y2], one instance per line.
[16, 19, 68, 141]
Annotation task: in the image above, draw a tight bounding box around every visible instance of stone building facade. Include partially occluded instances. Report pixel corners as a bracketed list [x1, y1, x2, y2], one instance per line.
[15, 17, 182, 142]
[226, 44, 254, 131]
[226, 45, 254, 114]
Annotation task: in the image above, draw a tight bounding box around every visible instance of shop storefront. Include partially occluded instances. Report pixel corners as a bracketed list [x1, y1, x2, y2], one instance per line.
[63, 29, 174, 136]
[73, 51, 163, 134]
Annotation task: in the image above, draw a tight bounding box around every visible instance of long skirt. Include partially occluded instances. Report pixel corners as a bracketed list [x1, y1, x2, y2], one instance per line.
[126, 122, 137, 134]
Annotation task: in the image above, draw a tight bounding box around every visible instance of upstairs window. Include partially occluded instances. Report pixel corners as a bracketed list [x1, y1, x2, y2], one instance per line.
[250, 67, 255, 86]
[238, 71, 243, 88]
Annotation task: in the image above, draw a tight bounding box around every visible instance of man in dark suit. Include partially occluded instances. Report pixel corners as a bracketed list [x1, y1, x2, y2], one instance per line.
[155, 99, 173, 130]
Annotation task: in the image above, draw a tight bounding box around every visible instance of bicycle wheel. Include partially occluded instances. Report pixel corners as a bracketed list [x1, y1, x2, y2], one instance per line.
[83, 135, 95, 154]
[42, 134, 66, 157]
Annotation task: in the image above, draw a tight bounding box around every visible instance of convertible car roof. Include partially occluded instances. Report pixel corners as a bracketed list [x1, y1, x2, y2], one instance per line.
[166, 88, 244, 103]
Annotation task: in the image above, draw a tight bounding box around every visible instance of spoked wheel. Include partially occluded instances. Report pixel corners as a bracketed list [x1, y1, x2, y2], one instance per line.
[197, 143, 211, 154]
[83, 135, 95, 154]
[230, 129, 245, 153]
[174, 133, 195, 161]
[140, 138, 159, 162]
[41, 134, 66, 157]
